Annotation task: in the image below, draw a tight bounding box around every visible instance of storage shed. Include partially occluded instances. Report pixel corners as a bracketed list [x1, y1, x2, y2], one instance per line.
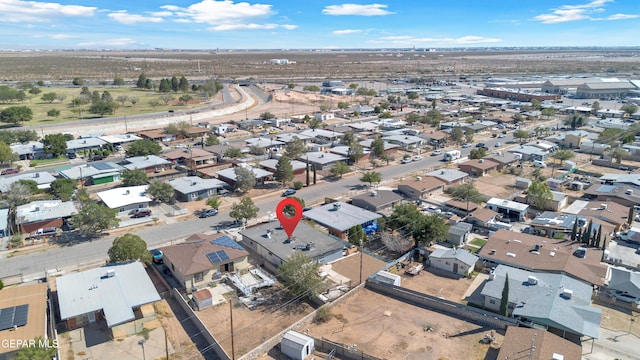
[191, 289, 213, 311]
[374, 270, 402, 286]
[281, 330, 314, 360]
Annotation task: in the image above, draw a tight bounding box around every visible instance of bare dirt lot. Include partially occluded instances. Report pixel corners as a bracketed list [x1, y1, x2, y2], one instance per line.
[307, 288, 502, 360]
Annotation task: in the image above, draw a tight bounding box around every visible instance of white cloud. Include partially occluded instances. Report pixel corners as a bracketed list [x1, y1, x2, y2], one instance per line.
[372, 35, 502, 46]
[322, 4, 394, 16]
[0, 0, 96, 22]
[532, 0, 637, 23]
[77, 38, 139, 47]
[50, 34, 79, 40]
[332, 29, 362, 35]
[157, 0, 297, 31]
[108, 11, 164, 25]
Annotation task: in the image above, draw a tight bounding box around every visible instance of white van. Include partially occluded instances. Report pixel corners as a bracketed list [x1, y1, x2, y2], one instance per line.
[532, 160, 547, 168]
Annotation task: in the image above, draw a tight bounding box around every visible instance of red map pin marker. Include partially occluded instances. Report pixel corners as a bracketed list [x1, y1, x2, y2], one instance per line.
[276, 197, 303, 239]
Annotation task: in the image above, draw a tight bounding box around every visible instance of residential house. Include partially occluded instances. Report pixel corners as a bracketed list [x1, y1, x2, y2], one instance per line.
[98, 133, 142, 148]
[58, 162, 125, 186]
[507, 145, 549, 161]
[0, 172, 57, 192]
[424, 169, 469, 185]
[137, 128, 179, 142]
[486, 197, 529, 222]
[276, 133, 314, 145]
[382, 134, 424, 150]
[212, 123, 238, 136]
[55, 262, 161, 337]
[245, 137, 285, 154]
[302, 152, 348, 170]
[458, 158, 500, 177]
[303, 201, 381, 240]
[168, 176, 228, 202]
[122, 155, 173, 174]
[203, 143, 234, 162]
[397, 176, 446, 200]
[216, 164, 273, 188]
[530, 211, 602, 239]
[16, 200, 77, 234]
[423, 130, 449, 148]
[239, 221, 345, 272]
[330, 146, 371, 165]
[10, 141, 44, 160]
[560, 130, 591, 149]
[346, 105, 375, 116]
[607, 266, 640, 300]
[0, 283, 49, 360]
[349, 122, 379, 133]
[443, 199, 480, 215]
[447, 222, 473, 247]
[96, 185, 151, 213]
[160, 233, 250, 293]
[299, 129, 344, 145]
[583, 183, 640, 208]
[528, 190, 568, 212]
[351, 190, 403, 214]
[483, 152, 521, 170]
[497, 326, 582, 360]
[314, 112, 334, 122]
[163, 147, 215, 169]
[467, 208, 499, 229]
[477, 229, 608, 287]
[259, 158, 307, 175]
[479, 265, 601, 339]
[66, 137, 106, 155]
[429, 248, 478, 277]
[359, 139, 399, 156]
[562, 200, 630, 233]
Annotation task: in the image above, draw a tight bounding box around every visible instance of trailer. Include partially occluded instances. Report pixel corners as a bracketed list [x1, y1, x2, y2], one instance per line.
[443, 150, 461, 161]
[405, 263, 424, 275]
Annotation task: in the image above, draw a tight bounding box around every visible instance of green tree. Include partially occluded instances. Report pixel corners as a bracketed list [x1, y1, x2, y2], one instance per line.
[591, 101, 601, 115]
[570, 219, 578, 241]
[629, 206, 635, 226]
[621, 104, 638, 118]
[308, 118, 324, 130]
[15, 337, 57, 360]
[528, 180, 552, 210]
[224, 147, 244, 159]
[513, 129, 530, 144]
[113, 76, 125, 86]
[598, 128, 634, 145]
[0, 142, 17, 166]
[259, 111, 275, 120]
[206, 195, 221, 209]
[178, 76, 190, 92]
[277, 252, 326, 300]
[445, 183, 484, 212]
[360, 171, 382, 187]
[347, 141, 365, 165]
[285, 136, 306, 159]
[370, 137, 385, 159]
[347, 225, 367, 246]
[42, 133, 67, 157]
[609, 147, 627, 164]
[541, 107, 556, 120]
[303, 85, 320, 92]
[229, 197, 259, 226]
[205, 134, 220, 146]
[499, 274, 509, 316]
[450, 127, 464, 144]
[469, 148, 487, 160]
[72, 200, 119, 236]
[17, 180, 39, 194]
[551, 149, 575, 166]
[121, 169, 149, 186]
[41, 92, 57, 103]
[108, 233, 152, 264]
[274, 155, 294, 187]
[234, 166, 256, 192]
[464, 129, 474, 144]
[329, 161, 350, 178]
[147, 180, 175, 204]
[0, 106, 33, 125]
[72, 77, 85, 86]
[387, 204, 448, 247]
[425, 108, 442, 126]
[125, 139, 162, 157]
[47, 108, 60, 117]
[50, 178, 76, 201]
[88, 101, 115, 116]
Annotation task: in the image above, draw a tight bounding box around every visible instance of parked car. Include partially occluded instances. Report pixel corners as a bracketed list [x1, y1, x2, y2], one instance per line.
[532, 160, 547, 168]
[498, 133, 505, 138]
[432, 149, 442, 156]
[175, 143, 186, 149]
[494, 142, 503, 147]
[282, 188, 297, 197]
[1, 168, 19, 175]
[66, 152, 77, 159]
[61, 219, 76, 232]
[609, 289, 640, 304]
[461, 143, 471, 148]
[89, 155, 104, 162]
[475, 143, 486, 148]
[401, 157, 412, 164]
[412, 155, 423, 161]
[149, 249, 164, 264]
[199, 208, 219, 218]
[131, 208, 152, 218]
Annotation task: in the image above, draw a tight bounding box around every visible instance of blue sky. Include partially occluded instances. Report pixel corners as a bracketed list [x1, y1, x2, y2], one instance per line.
[0, 0, 638, 49]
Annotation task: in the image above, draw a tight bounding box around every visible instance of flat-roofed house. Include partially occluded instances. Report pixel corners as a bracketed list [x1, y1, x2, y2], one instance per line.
[16, 200, 77, 234]
[168, 176, 228, 202]
[303, 201, 381, 240]
[351, 190, 403, 213]
[458, 158, 500, 177]
[58, 162, 125, 186]
[0, 283, 48, 360]
[122, 155, 173, 174]
[424, 169, 469, 185]
[96, 185, 151, 213]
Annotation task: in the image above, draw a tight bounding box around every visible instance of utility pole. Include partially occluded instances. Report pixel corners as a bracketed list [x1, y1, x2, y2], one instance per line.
[359, 238, 364, 284]
[229, 299, 235, 360]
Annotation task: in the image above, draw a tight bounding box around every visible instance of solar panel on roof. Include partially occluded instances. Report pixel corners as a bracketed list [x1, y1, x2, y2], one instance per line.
[0, 304, 29, 331]
[92, 162, 113, 171]
[206, 252, 220, 264]
[215, 250, 229, 261]
[12, 305, 28, 327]
[211, 235, 245, 250]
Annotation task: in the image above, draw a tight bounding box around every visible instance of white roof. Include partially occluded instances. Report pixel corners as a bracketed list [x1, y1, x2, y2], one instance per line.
[0, 171, 57, 192]
[56, 262, 160, 327]
[98, 134, 142, 144]
[66, 137, 106, 150]
[487, 197, 529, 212]
[96, 185, 151, 209]
[216, 165, 273, 181]
[16, 200, 78, 224]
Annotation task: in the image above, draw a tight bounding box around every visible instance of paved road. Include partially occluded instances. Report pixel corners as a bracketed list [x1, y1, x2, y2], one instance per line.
[0, 131, 514, 280]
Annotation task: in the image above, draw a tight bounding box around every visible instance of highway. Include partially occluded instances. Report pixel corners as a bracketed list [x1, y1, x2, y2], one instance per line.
[0, 132, 514, 280]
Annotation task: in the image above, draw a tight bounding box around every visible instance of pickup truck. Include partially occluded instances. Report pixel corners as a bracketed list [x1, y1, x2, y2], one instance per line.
[28, 227, 58, 239]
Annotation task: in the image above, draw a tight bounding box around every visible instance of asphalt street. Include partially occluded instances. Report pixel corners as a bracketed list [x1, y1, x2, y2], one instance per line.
[0, 131, 514, 280]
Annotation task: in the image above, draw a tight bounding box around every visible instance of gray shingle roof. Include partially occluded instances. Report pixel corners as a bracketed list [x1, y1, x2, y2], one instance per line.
[168, 176, 226, 194]
[0, 172, 57, 192]
[123, 155, 172, 170]
[429, 248, 478, 267]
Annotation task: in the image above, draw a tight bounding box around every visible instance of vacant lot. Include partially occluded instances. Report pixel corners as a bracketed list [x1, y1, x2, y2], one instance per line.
[308, 288, 501, 360]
